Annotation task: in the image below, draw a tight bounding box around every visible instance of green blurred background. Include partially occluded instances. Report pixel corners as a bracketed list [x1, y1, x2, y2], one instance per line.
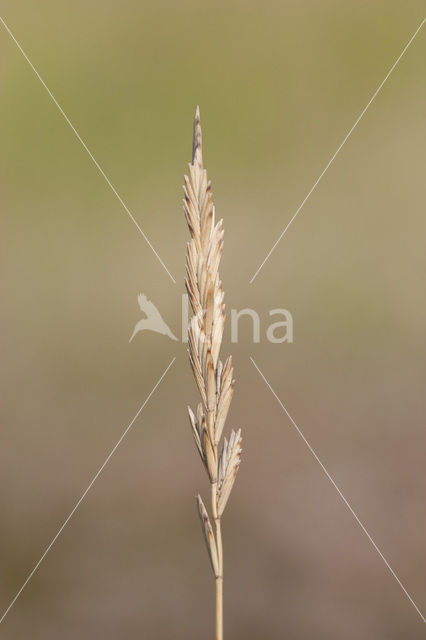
[0, 1, 425, 638]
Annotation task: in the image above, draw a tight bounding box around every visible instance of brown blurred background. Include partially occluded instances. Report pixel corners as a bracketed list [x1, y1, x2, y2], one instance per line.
[0, 1, 425, 638]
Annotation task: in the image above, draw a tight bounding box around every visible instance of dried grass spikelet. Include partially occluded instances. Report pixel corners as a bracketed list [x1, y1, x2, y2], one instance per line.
[184, 106, 242, 639]
[217, 429, 242, 517]
[196, 495, 220, 578]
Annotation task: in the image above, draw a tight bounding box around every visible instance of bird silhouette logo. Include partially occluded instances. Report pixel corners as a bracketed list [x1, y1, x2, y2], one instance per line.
[129, 294, 178, 343]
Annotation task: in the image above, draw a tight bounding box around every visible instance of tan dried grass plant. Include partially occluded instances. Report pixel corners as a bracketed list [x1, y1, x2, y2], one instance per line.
[184, 106, 242, 640]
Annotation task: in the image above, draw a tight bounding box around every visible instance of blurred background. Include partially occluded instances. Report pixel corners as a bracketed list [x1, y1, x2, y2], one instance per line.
[0, 1, 425, 638]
